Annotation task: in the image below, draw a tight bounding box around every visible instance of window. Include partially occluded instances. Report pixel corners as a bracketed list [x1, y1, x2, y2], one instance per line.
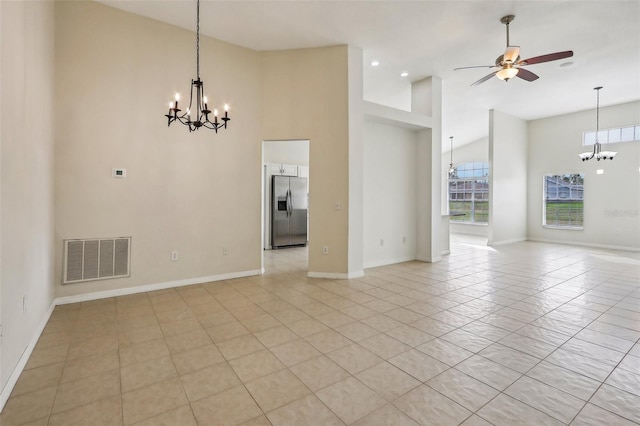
[583, 124, 640, 146]
[449, 162, 489, 224]
[543, 174, 584, 229]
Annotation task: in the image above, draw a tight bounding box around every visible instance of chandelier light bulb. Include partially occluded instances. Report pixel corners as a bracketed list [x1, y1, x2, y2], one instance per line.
[224, 104, 229, 112]
[169, 101, 174, 109]
[175, 93, 180, 101]
[203, 96, 208, 104]
[600, 151, 617, 160]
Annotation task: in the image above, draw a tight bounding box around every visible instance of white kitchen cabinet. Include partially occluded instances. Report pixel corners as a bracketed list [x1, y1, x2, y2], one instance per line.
[270, 163, 298, 176]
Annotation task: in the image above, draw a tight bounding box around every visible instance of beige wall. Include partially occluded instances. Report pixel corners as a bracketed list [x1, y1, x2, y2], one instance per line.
[55, 1, 264, 297]
[488, 109, 528, 245]
[444, 101, 640, 248]
[414, 77, 443, 262]
[1, 0, 56, 397]
[347, 46, 364, 276]
[363, 120, 418, 268]
[261, 46, 351, 275]
[54, 2, 359, 299]
[527, 101, 640, 249]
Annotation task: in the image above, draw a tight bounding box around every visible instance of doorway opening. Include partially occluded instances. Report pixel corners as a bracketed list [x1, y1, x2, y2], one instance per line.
[261, 140, 310, 274]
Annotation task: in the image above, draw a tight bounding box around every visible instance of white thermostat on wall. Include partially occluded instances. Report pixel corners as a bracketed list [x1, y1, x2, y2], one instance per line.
[112, 168, 127, 178]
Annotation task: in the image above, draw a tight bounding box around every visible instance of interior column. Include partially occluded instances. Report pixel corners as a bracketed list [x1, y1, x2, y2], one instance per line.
[413, 77, 443, 262]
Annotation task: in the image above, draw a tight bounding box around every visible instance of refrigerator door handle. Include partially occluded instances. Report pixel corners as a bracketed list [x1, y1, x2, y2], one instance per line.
[287, 189, 292, 217]
[289, 189, 294, 217]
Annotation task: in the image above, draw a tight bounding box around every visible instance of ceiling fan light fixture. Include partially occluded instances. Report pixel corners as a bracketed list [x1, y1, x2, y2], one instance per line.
[496, 66, 518, 81]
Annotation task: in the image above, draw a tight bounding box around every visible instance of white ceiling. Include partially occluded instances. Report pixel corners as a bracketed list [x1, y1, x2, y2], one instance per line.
[99, 0, 640, 150]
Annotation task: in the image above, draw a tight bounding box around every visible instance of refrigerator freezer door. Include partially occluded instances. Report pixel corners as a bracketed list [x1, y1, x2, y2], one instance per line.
[289, 177, 308, 246]
[272, 176, 290, 247]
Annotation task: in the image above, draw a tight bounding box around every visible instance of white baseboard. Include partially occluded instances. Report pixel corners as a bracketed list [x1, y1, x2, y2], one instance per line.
[0, 301, 56, 412]
[55, 269, 262, 305]
[307, 270, 364, 279]
[526, 238, 640, 252]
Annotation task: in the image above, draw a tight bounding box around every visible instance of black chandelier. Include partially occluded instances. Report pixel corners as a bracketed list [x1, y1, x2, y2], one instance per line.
[165, 0, 230, 132]
[579, 87, 615, 161]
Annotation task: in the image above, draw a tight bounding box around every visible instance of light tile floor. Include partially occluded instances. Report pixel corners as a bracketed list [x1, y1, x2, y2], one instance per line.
[2, 235, 640, 425]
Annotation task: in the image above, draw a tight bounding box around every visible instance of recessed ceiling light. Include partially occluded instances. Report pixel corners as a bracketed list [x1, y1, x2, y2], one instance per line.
[596, 169, 604, 175]
[370, 60, 380, 67]
[560, 61, 574, 68]
[400, 72, 409, 77]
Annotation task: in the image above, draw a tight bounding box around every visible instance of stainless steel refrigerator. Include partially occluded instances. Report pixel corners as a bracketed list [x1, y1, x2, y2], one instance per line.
[271, 175, 308, 248]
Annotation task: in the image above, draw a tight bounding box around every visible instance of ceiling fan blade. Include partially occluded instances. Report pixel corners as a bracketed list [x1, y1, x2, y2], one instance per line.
[504, 46, 520, 63]
[471, 71, 499, 86]
[454, 65, 495, 71]
[519, 50, 573, 66]
[516, 67, 539, 82]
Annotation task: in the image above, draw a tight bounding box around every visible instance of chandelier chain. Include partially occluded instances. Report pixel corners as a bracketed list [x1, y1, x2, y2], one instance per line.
[448, 136, 455, 178]
[595, 87, 600, 142]
[196, 0, 200, 80]
[450, 136, 453, 165]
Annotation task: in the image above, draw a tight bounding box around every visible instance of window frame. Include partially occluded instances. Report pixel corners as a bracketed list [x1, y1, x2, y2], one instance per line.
[583, 124, 640, 146]
[542, 173, 584, 230]
[448, 162, 489, 225]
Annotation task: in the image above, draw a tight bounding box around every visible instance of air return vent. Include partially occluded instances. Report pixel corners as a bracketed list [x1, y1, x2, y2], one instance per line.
[63, 237, 131, 284]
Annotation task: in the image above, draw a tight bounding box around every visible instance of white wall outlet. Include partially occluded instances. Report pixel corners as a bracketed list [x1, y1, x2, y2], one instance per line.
[223, 248, 229, 255]
[171, 251, 178, 261]
[335, 202, 341, 210]
[380, 239, 384, 246]
[322, 246, 329, 255]
[402, 236, 406, 244]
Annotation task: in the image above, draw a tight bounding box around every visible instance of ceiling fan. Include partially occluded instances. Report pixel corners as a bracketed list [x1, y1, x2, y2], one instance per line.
[455, 15, 573, 86]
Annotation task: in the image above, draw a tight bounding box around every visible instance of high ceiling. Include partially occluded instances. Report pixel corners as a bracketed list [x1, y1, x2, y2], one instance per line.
[99, 0, 640, 150]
